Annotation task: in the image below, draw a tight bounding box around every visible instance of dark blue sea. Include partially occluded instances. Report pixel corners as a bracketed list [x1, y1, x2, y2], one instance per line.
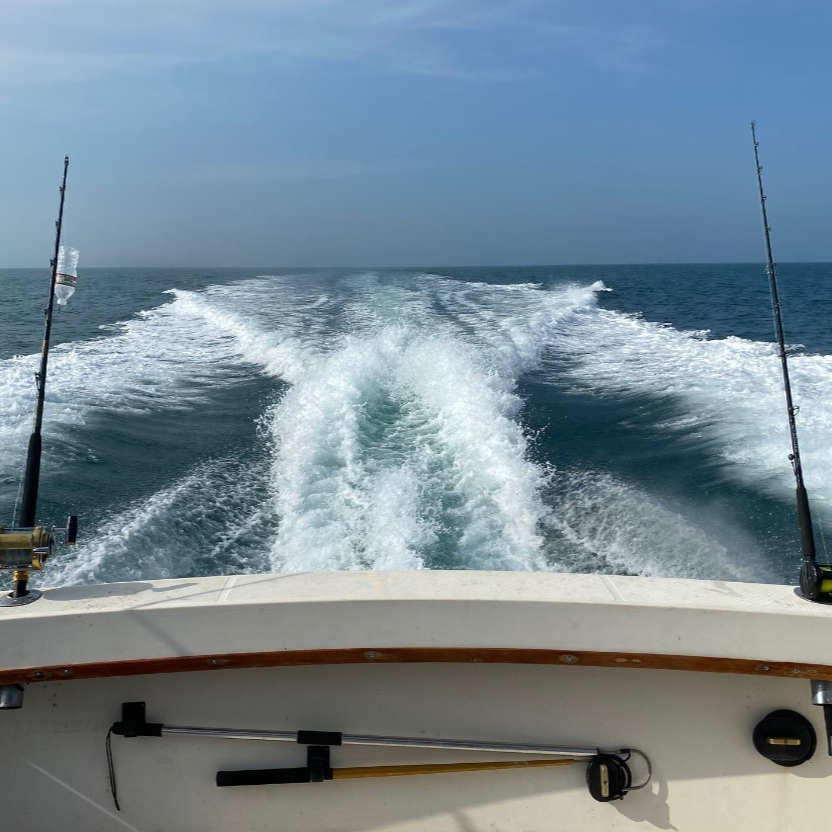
[2, 264, 832, 588]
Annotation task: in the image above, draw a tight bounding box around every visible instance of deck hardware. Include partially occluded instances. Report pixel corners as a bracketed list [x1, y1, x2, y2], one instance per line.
[559, 654, 578, 664]
[753, 710, 816, 766]
[112, 702, 163, 738]
[0, 685, 24, 710]
[811, 681, 832, 755]
[107, 700, 651, 808]
[586, 753, 632, 801]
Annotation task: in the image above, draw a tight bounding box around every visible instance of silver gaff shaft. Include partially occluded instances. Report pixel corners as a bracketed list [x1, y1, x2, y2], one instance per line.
[162, 725, 598, 759]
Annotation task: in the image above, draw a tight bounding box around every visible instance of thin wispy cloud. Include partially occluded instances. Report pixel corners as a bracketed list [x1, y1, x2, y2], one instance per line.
[187, 159, 420, 184]
[0, 0, 659, 86]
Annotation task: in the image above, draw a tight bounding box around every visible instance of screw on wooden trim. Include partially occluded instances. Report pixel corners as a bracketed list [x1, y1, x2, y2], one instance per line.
[29, 671, 47, 680]
[558, 654, 578, 664]
[365, 651, 379, 659]
[758, 665, 771, 672]
[60, 669, 73, 677]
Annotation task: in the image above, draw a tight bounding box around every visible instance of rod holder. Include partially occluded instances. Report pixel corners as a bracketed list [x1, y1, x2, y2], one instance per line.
[811, 681, 832, 755]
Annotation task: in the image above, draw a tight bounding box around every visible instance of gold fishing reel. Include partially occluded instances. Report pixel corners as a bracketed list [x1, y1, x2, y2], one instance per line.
[0, 526, 55, 572]
[0, 517, 77, 606]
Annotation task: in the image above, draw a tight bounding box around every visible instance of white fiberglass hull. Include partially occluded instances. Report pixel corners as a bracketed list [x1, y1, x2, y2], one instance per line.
[1, 571, 831, 831]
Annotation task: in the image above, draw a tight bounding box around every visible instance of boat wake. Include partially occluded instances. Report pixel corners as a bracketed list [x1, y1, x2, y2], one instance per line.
[3, 271, 825, 585]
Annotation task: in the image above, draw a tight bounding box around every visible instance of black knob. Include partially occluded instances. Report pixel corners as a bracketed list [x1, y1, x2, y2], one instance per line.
[753, 710, 816, 767]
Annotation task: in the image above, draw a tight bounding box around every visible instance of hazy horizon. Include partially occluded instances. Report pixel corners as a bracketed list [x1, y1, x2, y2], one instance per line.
[4, 259, 832, 271]
[2, 1, 831, 267]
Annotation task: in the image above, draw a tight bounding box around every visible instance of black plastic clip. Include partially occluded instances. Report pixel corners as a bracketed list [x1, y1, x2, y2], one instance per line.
[110, 702, 163, 738]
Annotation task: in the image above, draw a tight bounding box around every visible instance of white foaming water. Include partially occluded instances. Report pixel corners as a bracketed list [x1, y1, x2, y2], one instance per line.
[546, 302, 832, 510]
[267, 326, 551, 572]
[545, 469, 771, 582]
[14, 270, 830, 585]
[43, 456, 273, 587]
[259, 277, 613, 573]
[0, 275, 352, 488]
[98, 275, 603, 575]
[0, 290, 269, 487]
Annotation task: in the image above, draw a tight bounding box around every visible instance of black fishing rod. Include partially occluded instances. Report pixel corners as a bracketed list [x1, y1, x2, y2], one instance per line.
[18, 157, 69, 530]
[0, 156, 77, 605]
[750, 122, 830, 601]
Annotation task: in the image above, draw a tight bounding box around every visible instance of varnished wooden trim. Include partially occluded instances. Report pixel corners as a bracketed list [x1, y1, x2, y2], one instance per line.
[1, 646, 831, 685]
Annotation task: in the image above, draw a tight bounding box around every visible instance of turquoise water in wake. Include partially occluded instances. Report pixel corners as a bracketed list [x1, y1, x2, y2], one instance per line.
[1, 264, 831, 587]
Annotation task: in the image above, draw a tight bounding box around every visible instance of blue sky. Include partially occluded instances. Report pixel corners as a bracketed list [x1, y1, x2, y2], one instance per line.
[1, 0, 831, 266]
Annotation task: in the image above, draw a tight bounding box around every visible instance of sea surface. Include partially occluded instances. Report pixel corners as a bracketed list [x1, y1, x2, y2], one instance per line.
[2, 264, 832, 588]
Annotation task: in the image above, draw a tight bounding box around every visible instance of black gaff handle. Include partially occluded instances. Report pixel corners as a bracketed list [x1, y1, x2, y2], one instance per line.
[216, 767, 314, 787]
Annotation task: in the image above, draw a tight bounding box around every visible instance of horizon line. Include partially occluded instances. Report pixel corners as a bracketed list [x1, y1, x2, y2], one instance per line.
[2, 259, 832, 271]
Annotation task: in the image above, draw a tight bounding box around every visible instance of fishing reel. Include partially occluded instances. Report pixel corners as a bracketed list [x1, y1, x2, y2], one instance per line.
[0, 516, 77, 606]
[799, 560, 832, 603]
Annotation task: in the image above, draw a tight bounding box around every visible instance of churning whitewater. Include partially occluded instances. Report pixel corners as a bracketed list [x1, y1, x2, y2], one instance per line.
[2, 266, 831, 587]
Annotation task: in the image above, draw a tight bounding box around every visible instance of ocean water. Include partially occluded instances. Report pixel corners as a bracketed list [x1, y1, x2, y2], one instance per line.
[2, 264, 832, 588]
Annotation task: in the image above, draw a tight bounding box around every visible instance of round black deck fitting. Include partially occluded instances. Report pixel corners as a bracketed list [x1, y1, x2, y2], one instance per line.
[753, 710, 816, 767]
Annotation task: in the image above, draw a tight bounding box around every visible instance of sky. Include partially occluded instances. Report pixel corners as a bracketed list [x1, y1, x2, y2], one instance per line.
[1, 0, 831, 267]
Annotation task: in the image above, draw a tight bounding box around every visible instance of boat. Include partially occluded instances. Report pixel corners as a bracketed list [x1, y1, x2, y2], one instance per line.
[2, 132, 832, 831]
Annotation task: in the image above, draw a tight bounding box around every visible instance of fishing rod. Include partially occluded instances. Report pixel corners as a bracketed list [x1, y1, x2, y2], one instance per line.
[0, 157, 77, 607]
[750, 122, 830, 602]
[18, 157, 69, 534]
